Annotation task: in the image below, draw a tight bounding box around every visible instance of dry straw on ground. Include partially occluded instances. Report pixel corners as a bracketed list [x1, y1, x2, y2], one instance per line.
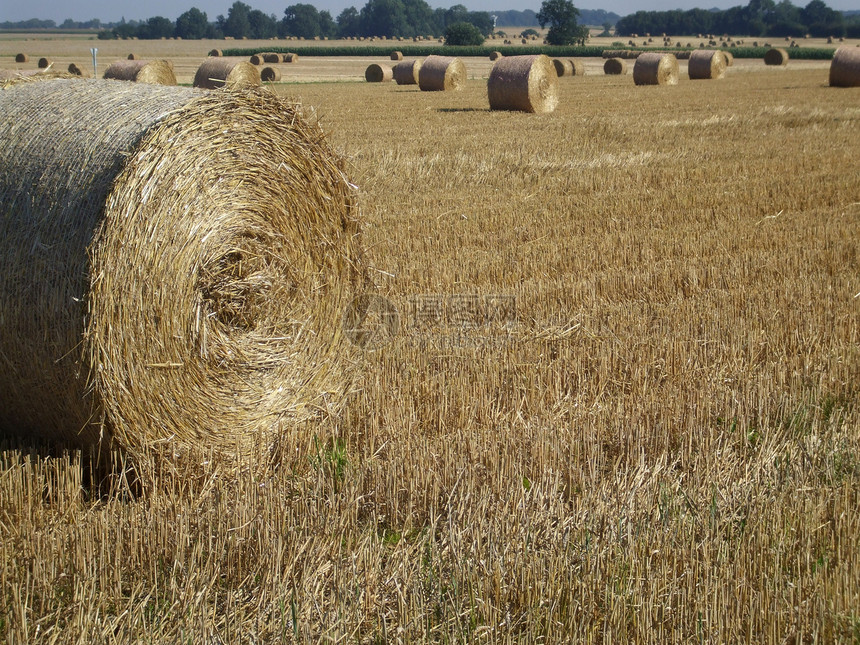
[489, 51, 502, 61]
[393, 59, 421, 85]
[15, 53, 28, 63]
[829, 46, 860, 86]
[633, 52, 680, 85]
[604, 57, 627, 75]
[103, 60, 176, 85]
[260, 66, 281, 82]
[764, 47, 789, 66]
[208, 49, 223, 57]
[0, 78, 364, 455]
[487, 54, 558, 114]
[193, 60, 261, 89]
[552, 58, 574, 77]
[390, 51, 403, 61]
[418, 55, 466, 91]
[365, 63, 393, 82]
[688, 49, 727, 79]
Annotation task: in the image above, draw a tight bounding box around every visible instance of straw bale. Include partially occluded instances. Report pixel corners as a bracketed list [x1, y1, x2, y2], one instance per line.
[103, 60, 176, 85]
[487, 54, 558, 114]
[489, 51, 502, 61]
[260, 66, 281, 82]
[723, 51, 734, 66]
[764, 47, 789, 66]
[261, 52, 281, 63]
[208, 49, 223, 57]
[829, 46, 860, 87]
[365, 63, 393, 82]
[68, 63, 91, 77]
[418, 55, 466, 91]
[127, 53, 138, 60]
[552, 58, 574, 77]
[250, 54, 265, 65]
[390, 51, 404, 60]
[15, 53, 28, 63]
[194, 60, 261, 89]
[284, 53, 299, 63]
[38, 57, 52, 68]
[0, 79, 364, 454]
[633, 52, 679, 85]
[393, 60, 421, 85]
[570, 59, 585, 76]
[688, 49, 726, 79]
[604, 58, 627, 75]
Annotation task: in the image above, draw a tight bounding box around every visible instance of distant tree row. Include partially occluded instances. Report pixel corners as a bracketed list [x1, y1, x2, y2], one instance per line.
[616, 0, 860, 38]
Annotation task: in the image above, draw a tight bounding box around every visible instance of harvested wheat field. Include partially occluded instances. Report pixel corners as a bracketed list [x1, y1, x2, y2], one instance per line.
[1, 55, 859, 643]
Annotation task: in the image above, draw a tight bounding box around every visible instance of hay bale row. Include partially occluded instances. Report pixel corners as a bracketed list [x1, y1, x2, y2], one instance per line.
[393, 60, 421, 85]
[688, 50, 726, 80]
[633, 52, 679, 85]
[0, 78, 364, 454]
[194, 60, 260, 89]
[830, 46, 860, 87]
[764, 48, 789, 66]
[487, 54, 557, 114]
[365, 63, 392, 82]
[103, 60, 176, 85]
[604, 58, 627, 75]
[418, 55, 465, 91]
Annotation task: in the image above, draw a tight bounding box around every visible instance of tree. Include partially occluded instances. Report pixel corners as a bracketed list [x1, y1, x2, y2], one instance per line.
[336, 7, 361, 37]
[248, 9, 278, 38]
[139, 16, 174, 39]
[222, 1, 252, 39]
[444, 21, 485, 45]
[537, 0, 588, 45]
[176, 8, 209, 39]
[359, 0, 408, 37]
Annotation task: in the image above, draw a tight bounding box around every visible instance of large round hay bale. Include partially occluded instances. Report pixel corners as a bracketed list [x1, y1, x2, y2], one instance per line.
[390, 51, 404, 60]
[569, 59, 585, 76]
[723, 50, 734, 66]
[633, 52, 679, 85]
[365, 63, 393, 82]
[418, 55, 466, 91]
[208, 48, 223, 57]
[194, 59, 261, 89]
[103, 60, 176, 85]
[829, 46, 860, 87]
[604, 57, 627, 75]
[393, 59, 421, 85]
[284, 53, 299, 63]
[0, 79, 364, 454]
[250, 54, 265, 65]
[38, 57, 52, 69]
[487, 54, 558, 114]
[68, 63, 91, 77]
[552, 58, 574, 77]
[15, 53, 28, 63]
[260, 66, 281, 82]
[489, 51, 502, 61]
[688, 49, 726, 79]
[764, 47, 789, 66]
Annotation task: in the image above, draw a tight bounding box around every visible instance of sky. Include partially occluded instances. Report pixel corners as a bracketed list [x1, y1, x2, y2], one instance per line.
[1, 0, 856, 24]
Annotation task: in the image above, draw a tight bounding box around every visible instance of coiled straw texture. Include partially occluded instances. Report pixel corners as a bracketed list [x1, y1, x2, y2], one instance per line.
[487, 54, 558, 114]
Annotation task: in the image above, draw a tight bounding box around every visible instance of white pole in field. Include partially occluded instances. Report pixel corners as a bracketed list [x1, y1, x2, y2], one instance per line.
[91, 48, 98, 77]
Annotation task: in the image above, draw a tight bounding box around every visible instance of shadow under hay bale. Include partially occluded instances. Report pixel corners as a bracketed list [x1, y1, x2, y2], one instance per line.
[418, 55, 466, 91]
[365, 63, 393, 82]
[829, 46, 860, 87]
[688, 49, 727, 79]
[193, 59, 261, 89]
[0, 78, 364, 456]
[604, 58, 627, 75]
[393, 60, 421, 85]
[764, 47, 789, 66]
[633, 52, 679, 85]
[487, 54, 558, 114]
[103, 60, 176, 85]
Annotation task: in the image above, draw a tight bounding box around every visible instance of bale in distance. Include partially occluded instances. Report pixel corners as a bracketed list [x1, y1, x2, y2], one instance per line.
[284, 53, 299, 63]
[38, 57, 52, 69]
[604, 58, 627, 75]
[552, 58, 574, 77]
[261, 52, 281, 63]
[688, 49, 727, 79]
[723, 50, 734, 66]
[15, 53, 28, 63]
[365, 63, 393, 82]
[127, 53, 138, 60]
[0, 78, 364, 455]
[393, 59, 421, 85]
[250, 54, 265, 65]
[68, 63, 91, 77]
[829, 46, 860, 87]
[260, 66, 281, 82]
[194, 59, 261, 89]
[390, 51, 404, 61]
[208, 49, 223, 57]
[418, 55, 466, 91]
[103, 60, 176, 85]
[487, 54, 558, 114]
[569, 59, 585, 76]
[764, 48, 789, 66]
[633, 52, 679, 85]
[489, 51, 503, 61]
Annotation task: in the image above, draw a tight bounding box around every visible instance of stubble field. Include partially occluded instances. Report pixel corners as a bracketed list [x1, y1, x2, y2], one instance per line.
[1, 39, 859, 643]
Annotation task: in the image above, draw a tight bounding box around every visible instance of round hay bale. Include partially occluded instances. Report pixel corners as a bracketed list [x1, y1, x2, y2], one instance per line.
[261, 52, 281, 63]
[390, 51, 404, 61]
[208, 48, 223, 57]
[569, 59, 585, 76]
[260, 66, 281, 82]
[418, 55, 466, 91]
[250, 54, 264, 65]
[393, 59, 421, 85]
[604, 57, 626, 75]
[829, 46, 860, 87]
[764, 47, 789, 66]
[688, 49, 726, 79]
[38, 57, 52, 69]
[633, 52, 679, 85]
[194, 59, 261, 89]
[103, 60, 176, 85]
[0, 79, 364, 454]
[284, 53, 299, 63]
[552, 58, 574, 77]
[487, 54, 558, 114]
[489, 51, 503, 61]
[365, 63, 393, 82]
[127, 53, 138, 60]
[15, 53, 28, 63]
[723, 50, 734, 66]
[68, 63, 91, 77]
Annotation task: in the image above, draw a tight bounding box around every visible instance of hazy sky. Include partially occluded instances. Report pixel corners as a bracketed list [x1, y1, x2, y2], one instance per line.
[2, 0, 856, 24]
